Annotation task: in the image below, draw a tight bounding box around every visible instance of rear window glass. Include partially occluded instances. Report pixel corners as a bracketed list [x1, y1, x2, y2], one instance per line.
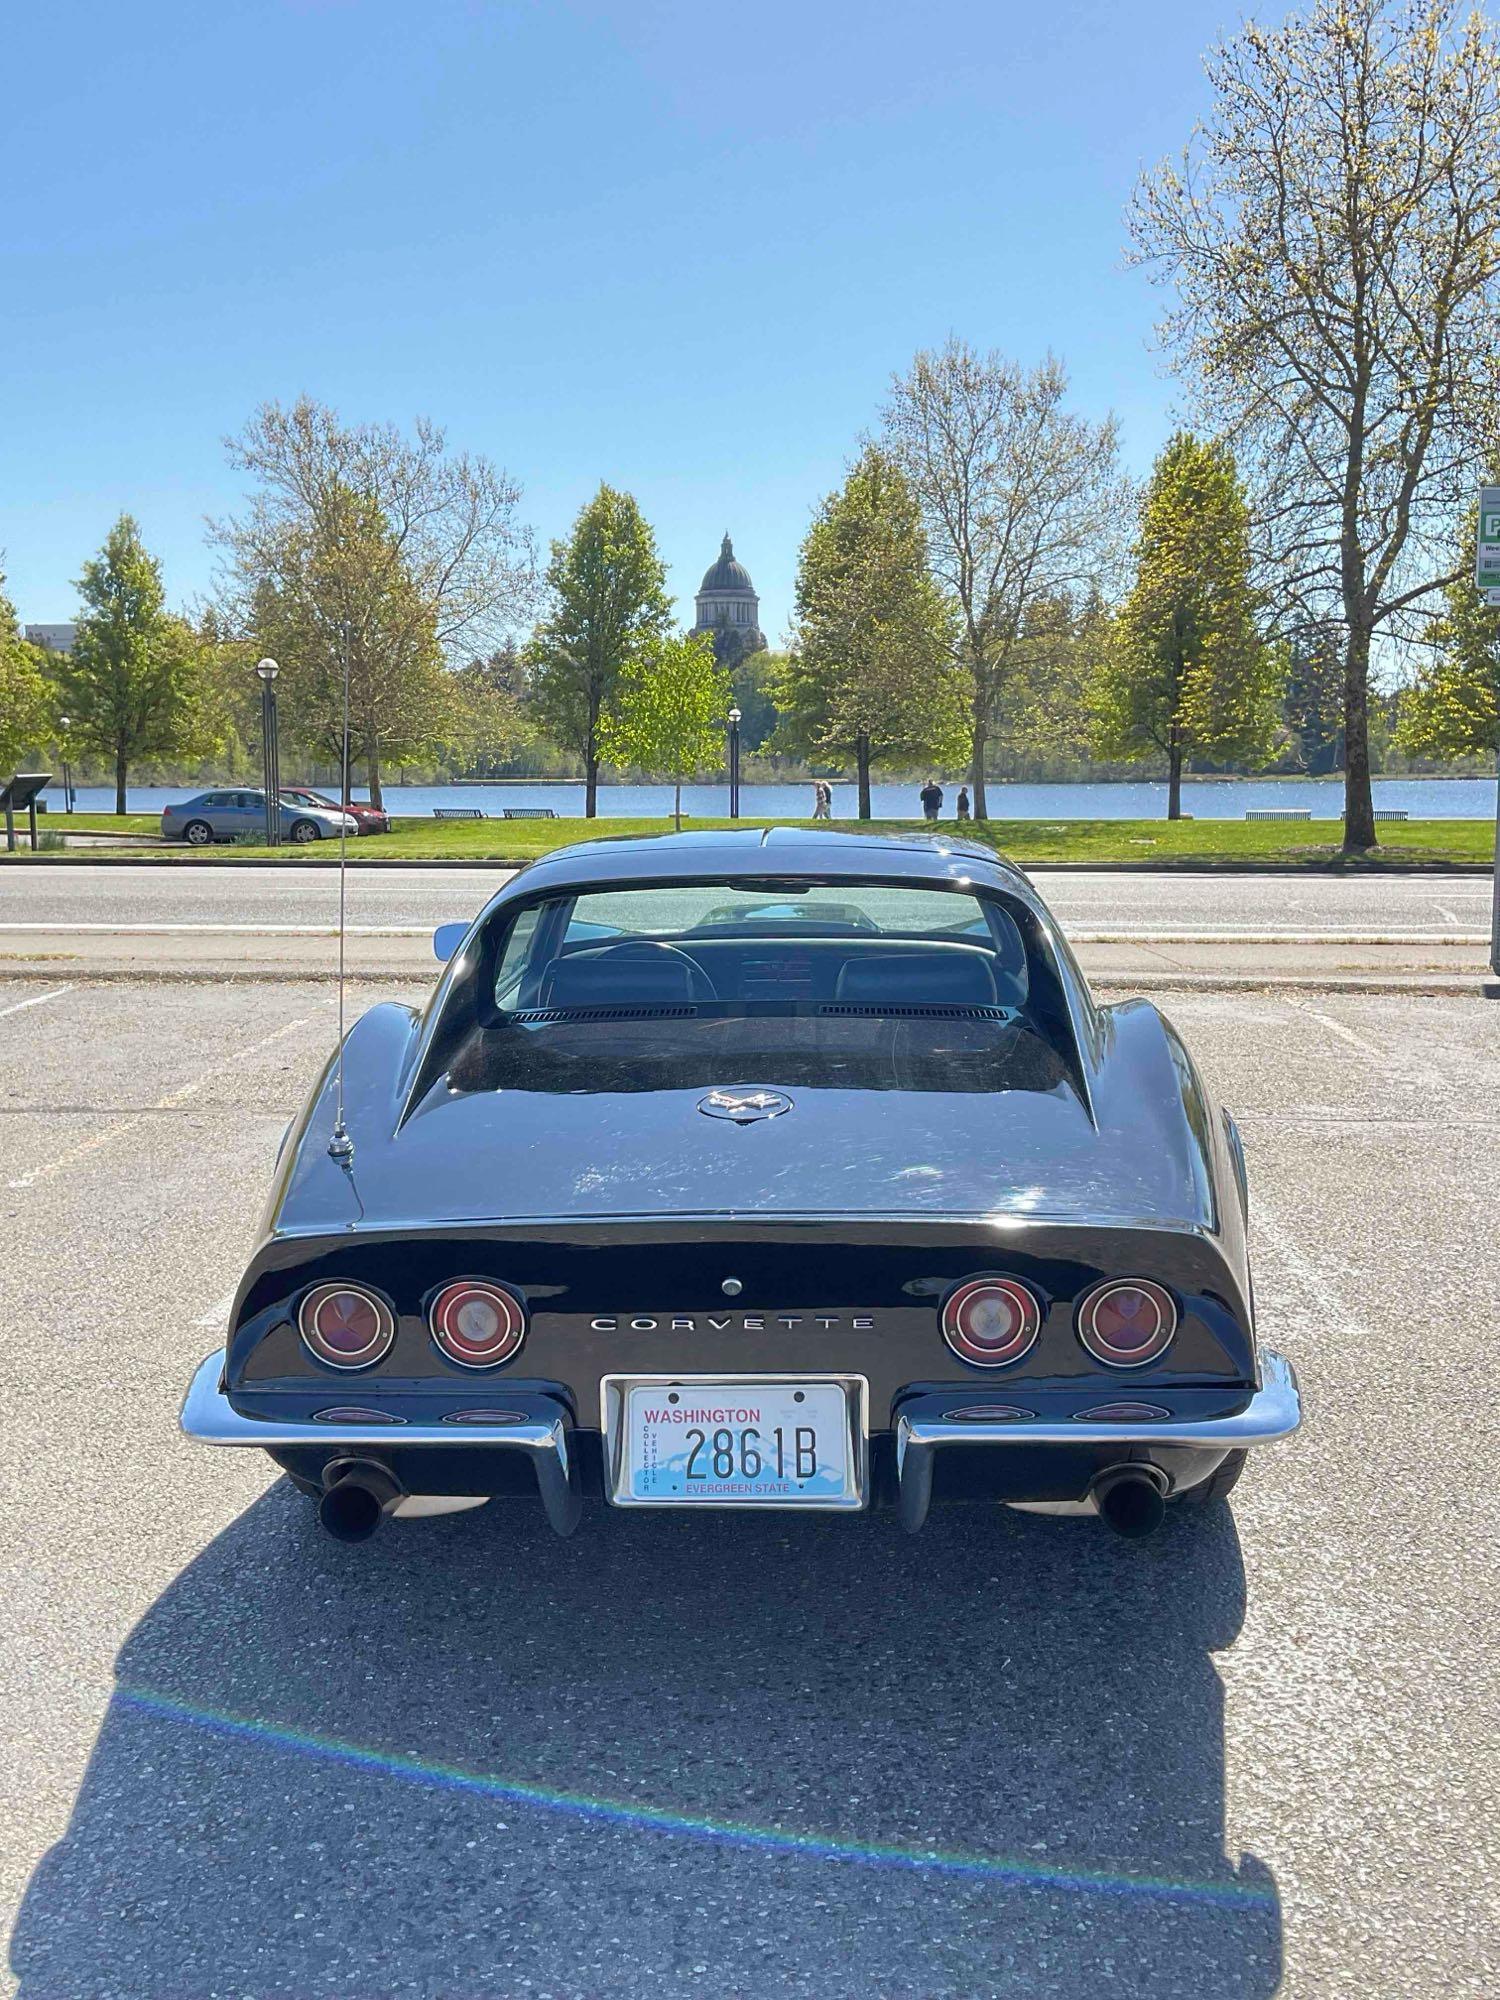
[489, 878, 1028, 1017]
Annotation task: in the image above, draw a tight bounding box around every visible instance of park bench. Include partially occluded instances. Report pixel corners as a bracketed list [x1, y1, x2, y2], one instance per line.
[502, 807, 557, 819]
[434, 807, 485, 820]
[1245, 808, 1311, 821]
[1372, 809, 1409, 821]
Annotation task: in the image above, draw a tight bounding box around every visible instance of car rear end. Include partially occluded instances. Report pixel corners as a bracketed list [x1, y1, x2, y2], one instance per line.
[184, 1210, 1294, 1539]
[182, 850, 1300, 1540]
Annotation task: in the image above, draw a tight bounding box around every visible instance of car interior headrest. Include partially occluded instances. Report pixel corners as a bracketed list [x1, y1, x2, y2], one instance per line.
[833, 949, 1000, 1006]
[540, 948, 698, 1009]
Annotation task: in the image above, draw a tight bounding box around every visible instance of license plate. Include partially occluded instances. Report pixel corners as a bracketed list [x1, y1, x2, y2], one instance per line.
[611, 1377, 863, 1508]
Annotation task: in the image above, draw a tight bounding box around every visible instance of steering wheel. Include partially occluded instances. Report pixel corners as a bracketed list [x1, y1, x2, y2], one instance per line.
[585, 939, 717, 1002]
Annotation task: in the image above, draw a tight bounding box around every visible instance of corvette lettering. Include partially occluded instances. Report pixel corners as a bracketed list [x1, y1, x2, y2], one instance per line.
[590, 1313, 876, 1332]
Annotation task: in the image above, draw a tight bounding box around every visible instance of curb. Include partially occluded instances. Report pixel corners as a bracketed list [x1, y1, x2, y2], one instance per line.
[2, 850, 1492, 876]
[0, 965, 1493, 998]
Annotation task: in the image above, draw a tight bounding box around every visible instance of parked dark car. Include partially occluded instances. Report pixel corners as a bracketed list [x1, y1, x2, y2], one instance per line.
[280, 786, 391, 835]
[182, 828, 1301, 1544]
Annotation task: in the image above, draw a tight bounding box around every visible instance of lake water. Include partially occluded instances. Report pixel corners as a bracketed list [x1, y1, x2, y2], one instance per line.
[43, 776, 1498, 821]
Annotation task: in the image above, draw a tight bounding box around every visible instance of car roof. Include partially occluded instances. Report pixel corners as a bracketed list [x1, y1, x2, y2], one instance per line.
[515, 826, 1034, 896]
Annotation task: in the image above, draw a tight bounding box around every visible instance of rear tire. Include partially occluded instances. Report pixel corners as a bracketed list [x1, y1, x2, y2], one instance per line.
[183, 819, 213, 845]
[290, 818, 320, 844]
[1178, 1449, 1248, 1507]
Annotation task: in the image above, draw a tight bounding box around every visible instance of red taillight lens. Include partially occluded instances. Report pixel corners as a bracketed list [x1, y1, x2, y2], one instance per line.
[941, 1278, 1042, 1367]
[429, 1281, 526, 1368]
[1076, 1280, 1177, 1368]
[298, 1283, 396, 1370]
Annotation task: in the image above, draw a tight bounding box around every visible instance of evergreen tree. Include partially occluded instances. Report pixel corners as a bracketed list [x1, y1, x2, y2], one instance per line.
[0, 573, 52, 775]
[775, 447, 966, 817]
[528, 486, 671, 816]
[1092, 434, 1281, 817]
[1397, 508, 1500, 765]
[56, 517, 207, 812]
[599, 631, 730, 830]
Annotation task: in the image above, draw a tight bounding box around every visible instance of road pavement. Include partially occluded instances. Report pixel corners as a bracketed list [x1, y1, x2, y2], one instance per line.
[0, 861, 1494, 935]
[2, 976, 1497, 1996]
[0, 865, 1494, 987]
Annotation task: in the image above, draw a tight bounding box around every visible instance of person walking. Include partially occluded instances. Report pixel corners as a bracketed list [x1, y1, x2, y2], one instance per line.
[956, 786, 971, 823]
[919, 778, 944, 822]
[812, 779, 832, 821]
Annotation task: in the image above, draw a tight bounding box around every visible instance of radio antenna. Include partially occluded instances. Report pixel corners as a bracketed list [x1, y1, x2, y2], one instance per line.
[328, 618, 355, 1162]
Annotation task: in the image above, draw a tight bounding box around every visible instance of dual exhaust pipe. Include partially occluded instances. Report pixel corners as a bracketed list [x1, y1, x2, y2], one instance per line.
[317, 1457, 1168, 1543]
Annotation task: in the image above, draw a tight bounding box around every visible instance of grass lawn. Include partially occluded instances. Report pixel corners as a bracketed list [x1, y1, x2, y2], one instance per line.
[15, 810, 1496, 868]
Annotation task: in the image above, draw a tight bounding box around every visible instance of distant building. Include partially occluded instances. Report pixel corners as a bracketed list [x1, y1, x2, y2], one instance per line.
[25, 623, 77, 654]
[691, 534, 766, 673]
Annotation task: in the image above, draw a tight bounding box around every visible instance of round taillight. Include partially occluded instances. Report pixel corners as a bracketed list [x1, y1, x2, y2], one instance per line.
[298, 1283, 396, 1370]
[1076, 1280, 1177, 1368]
[429, 1281, 526, 1368]
[941, 1278, 1042, 1368]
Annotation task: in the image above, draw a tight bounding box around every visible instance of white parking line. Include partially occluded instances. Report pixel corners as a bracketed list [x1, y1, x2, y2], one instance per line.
[6, 1015, 316, 1189]
[0, 983, 74, 1018]
[194, 1288, 240, 1329]
[1282, 996, 1452, 1093]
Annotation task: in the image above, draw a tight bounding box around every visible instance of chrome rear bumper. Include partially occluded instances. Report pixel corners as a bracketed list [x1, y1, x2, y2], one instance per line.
[893, 1348, 1302, 1533]
[180, 1351, 583, 1535]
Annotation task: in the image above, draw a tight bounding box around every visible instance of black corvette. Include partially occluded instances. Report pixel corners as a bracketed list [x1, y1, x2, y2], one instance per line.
[182, 828, 1301, 1542]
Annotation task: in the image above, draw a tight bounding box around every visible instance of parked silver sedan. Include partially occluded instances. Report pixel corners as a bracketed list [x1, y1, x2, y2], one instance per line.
[161, 789, 360, 846]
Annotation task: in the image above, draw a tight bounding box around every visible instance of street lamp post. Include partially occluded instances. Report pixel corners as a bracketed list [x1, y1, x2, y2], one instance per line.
[255, 659, 282, 847]
[727, 705, 742, 819]
[58, 716, 74, 812]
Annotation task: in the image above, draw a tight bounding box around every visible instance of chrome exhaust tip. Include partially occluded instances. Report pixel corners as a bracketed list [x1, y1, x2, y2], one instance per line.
[317, 1459, 404, 1543]
[1091, 1466, 1168, 1540]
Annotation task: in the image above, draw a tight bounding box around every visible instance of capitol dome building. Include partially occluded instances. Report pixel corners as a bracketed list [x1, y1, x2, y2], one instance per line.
[691, 533, 767, 670]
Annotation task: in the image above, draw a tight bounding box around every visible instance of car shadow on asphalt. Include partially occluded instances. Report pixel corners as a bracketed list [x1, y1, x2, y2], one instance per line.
[12, 1487, 1280, 2000]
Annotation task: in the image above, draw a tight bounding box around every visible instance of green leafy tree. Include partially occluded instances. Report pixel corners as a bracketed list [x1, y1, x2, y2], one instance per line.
[245, 488, 452, 805]
[1398, 509, 1500, 764]
[218, 399, 533, 806]
[1130, 0, 1500, 849]
[775, 447, 967, 816]
[56, 517, 208, 812]
[882, 342, 1125, 818]
[598, 630, 730, 829]
[0, 574, 53, 774]
[1092, 434, 1282, 817]
[528, 485, 672, 816]
[729, 647, 781, 752]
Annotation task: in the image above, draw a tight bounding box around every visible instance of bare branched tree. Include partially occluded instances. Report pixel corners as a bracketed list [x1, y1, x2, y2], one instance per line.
[213, 399, 534, 802]
[1130, 0, 1500, 849]
[881, 340, 1125, 819]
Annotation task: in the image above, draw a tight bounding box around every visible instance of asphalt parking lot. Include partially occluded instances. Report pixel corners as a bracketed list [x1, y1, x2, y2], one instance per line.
[2, 975, 1498, 1997]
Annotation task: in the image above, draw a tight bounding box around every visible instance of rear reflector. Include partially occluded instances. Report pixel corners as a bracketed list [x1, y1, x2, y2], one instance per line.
[442, 1409, 529, 1425]
[1075, 1402, 1171, 1422]
[312, 1406, 406, 1424]
[942, 1404, 1034, 1423]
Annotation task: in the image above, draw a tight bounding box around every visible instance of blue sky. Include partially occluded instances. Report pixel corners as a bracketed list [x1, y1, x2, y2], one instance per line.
[2, 0, 1232, 644]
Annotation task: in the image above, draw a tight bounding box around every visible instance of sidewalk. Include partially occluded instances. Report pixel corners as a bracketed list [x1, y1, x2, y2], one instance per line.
[0, 926, 1493, 992]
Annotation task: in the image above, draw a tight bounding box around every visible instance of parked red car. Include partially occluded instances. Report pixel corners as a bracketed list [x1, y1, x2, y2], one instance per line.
[280, 787, 391, 835]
